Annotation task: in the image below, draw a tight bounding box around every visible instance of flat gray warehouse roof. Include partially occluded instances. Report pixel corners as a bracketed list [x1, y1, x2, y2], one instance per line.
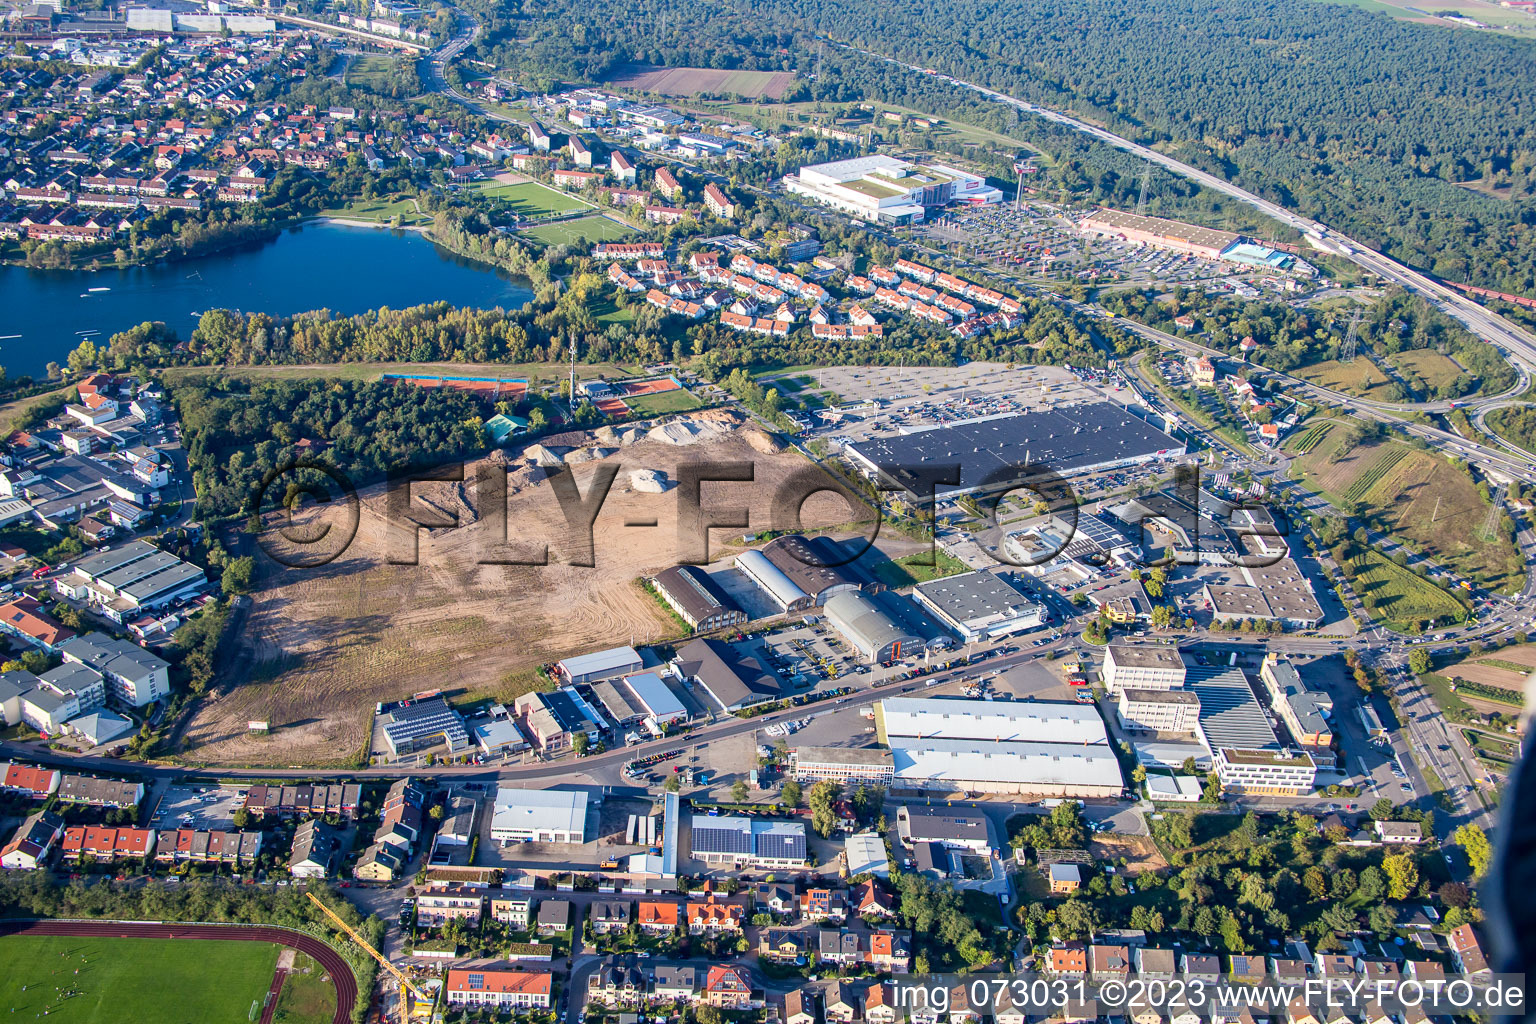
[845, 404, 1182, 497]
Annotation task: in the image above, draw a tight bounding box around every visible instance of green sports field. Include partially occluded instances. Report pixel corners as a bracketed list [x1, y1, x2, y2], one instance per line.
[522, 215, 636, 246]
[0, 935, 281, 1024]
[473, 179, 588, 217]
[623, 389, 702, 416]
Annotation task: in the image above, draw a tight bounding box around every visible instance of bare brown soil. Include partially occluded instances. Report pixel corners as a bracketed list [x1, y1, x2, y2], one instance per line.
[180, 425, 860, 765]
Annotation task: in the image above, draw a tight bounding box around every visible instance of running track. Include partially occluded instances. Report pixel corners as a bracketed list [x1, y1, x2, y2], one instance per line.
[0, 919, 357, 1024]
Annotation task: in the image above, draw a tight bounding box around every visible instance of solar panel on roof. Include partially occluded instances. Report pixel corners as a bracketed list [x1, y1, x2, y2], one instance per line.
[693, 824, 752, 855]
[468, 973, 484, 990]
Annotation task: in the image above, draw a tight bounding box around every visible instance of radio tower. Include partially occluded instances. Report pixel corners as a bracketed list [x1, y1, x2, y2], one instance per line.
[569, 334, 577, 408]
[1341, 309, 1363, 363]
[1135, 166, 1152, 217]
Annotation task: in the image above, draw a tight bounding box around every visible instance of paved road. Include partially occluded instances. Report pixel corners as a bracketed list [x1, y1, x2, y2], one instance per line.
[0, 919, 358, 1024]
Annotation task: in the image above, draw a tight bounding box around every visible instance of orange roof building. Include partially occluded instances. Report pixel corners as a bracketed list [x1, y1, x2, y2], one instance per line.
[444, 968, 552, 1009]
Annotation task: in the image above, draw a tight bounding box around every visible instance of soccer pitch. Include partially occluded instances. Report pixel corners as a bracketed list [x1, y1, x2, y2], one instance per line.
[0, 934, 282, 1024]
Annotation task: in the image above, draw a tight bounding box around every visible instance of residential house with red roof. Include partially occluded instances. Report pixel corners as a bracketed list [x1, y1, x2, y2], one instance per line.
[443, 968, 552, 1010]
[702, 965, 752, 1009]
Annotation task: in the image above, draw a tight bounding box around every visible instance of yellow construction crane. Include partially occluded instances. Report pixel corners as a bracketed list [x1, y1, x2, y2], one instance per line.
[306, 891, 435, 1020]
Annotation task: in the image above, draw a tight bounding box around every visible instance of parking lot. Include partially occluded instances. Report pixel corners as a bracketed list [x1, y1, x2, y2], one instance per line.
[151, 783, 244, 831]
[917, 202, 1312, 298]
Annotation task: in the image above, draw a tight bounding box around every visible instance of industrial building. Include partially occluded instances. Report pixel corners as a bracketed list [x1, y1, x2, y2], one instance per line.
[1077, 208, 1306, 271]
[53, 540, 207, 622]
[689, 814, 808, 868]
[1077, 208, 1240, 261]
[1102, 644, 1187, 693]
[784, 155, 1001, 225]
[1260, 654, 1334, 752]
[619, 671, 689, 730]
[651, 565, 748, 631]
[556, 646, 643, 685]
[790, 746, 896, 785]
[824, 590, 928, 663]
[1116, 688, 1201, 735]
[912, 570, 1046, 642]
[734, 549, 812, 613]
[761, 535, 865, 605]
[1186, 664, 1316, 795]
[875, 697, 1124, 797]
[380, 696, 469, 757]
[672, 638, 781, 711]
[844, 404, 1183, 499]
[491, 787, 589, 845]
[1202, 559, 1325, 630]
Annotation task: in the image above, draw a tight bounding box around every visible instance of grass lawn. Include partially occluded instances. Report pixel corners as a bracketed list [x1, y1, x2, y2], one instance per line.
[522, 216, 635, 246]
[870, 550, 970, 587]
[344, 54, 404, 93]
[1346, 548, 1467, 631]
[588, 293, 636, 325]
[316, 195, 428, 226]
[473, 179, 589, 217]
[0, 934, 280, 1024]
[623, 388, 702, 416]
[272, 953, 337, 1024]
[1291, 426, 1523, 592]
[1386, 349, 1470, 397]
[1292, 357, 1391, 396]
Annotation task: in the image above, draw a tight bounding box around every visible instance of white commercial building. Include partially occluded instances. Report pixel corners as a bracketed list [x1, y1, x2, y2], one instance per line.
[784, 155, 1001, 225]
[1116, 688, 1201, 735]
[490, 788, 589, 845]
[912, 570, 1046, 642]
[875, 697, 1124, 797]
[1101, 644, 1186, 694]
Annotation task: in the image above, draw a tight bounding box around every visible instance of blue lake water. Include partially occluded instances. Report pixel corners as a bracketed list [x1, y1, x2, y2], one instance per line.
[0, 221, 534, 377]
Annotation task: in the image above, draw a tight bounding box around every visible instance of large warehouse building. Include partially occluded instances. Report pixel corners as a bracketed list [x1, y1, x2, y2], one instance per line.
[824, 590, 925, 663]
[651, 565, 748, 632]
[734, 550, 812, 613]
[491, 787, 589, 845]
[912, 570, 1046, 642]
[672, 638, 781, 711]
[784, 155, 1002, 225]
[844, 404, 1184, 499]
[761, 535, 865, 606]
[874, 697, 1124, 797]
[1077, 208, 1240, 261]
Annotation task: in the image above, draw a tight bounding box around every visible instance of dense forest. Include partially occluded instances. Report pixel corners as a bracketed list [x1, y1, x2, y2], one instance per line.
[464, 0, 1536, 296]
[174, 376, 490, 518]
[1106, 288, 1519, 398]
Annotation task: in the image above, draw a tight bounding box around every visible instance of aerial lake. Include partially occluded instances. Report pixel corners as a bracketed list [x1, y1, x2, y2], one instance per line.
[0, 221, 535, 378]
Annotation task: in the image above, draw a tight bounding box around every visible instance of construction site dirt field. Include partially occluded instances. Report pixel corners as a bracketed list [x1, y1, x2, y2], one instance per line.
[181, 421, 865, 766]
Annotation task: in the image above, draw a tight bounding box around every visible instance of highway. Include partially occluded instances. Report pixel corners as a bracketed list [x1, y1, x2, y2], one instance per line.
[841, 43, 1536, 375]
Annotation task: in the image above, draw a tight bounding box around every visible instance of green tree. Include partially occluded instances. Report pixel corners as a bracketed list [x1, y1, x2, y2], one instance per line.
[1055, 898, 1097, 940]
[781, 779, 802, 808]
[1357, 865, 1387, 902]
[220, 556, 257, 595]
[573, 732, 589, 757]
[67, 339, 99, 374]
[1454, 823, 1493, 877]
[1382, 852, 1419, 901]
[809, 779, 841, 838]
[731, 780, 749, 803]
[1408, 648, 1432, 675]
